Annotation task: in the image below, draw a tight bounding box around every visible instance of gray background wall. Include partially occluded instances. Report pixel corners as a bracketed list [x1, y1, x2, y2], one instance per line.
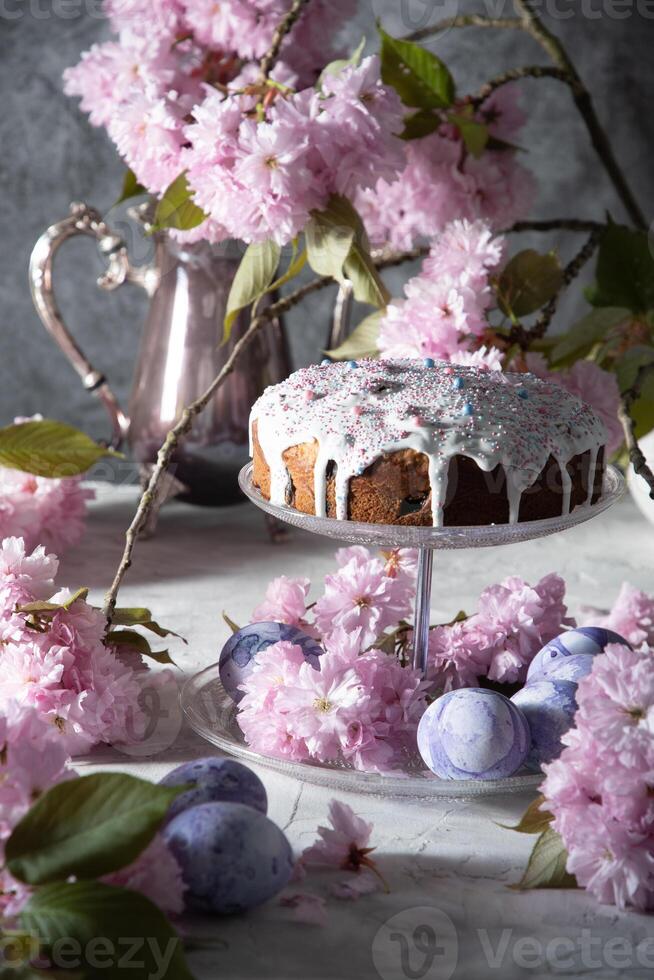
[0, 0, 652, 444]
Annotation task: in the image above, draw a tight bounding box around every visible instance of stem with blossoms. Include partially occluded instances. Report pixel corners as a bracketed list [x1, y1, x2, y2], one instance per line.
[258, 0, 312, 81]
[407, 0, 646, 229]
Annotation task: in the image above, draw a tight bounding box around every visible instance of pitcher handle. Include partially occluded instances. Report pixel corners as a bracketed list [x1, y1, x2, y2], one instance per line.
[28, 201, 157, 449]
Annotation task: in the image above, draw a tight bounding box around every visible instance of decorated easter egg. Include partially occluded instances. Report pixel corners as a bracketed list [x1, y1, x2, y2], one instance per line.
[163, 801, 294, 914]
[511, 679, 578, 770]
[532, 652, 595, 684]
[160, 757, 267, 823]
[417, 688, 530, 780]
[219, 621, 323, 702]
[526, 627, 629, 682]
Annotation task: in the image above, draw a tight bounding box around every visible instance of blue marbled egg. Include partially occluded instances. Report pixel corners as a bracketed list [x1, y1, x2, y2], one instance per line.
[417, 688, 530, 780]
[527, 627, 629, 682]
[512, 679, 578, 770]
[160, 757, 267, 823]
[163, 801, 294, 914]
[219, 621, 323, 702]
[532, 652, 595, 684]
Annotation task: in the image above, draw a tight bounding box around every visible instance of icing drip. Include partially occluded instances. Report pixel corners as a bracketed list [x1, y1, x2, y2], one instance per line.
[250, 359, 607, 526]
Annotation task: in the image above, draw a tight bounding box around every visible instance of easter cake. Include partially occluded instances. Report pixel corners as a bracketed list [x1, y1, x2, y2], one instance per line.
[249, 358, 607, 527]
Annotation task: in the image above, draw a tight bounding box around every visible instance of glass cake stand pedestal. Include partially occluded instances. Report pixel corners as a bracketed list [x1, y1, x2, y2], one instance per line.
[181, 464, 625, 800]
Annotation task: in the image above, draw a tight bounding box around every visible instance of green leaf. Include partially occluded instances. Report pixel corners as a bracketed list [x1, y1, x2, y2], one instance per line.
[222, 611, 241, 634]
[326, 310, 384, 360]
[0, 421, 121, 478]
[496, 250, 563, 318]
[307, 195, 390, 308]
[7, 773, 184, 885]
[152, 172, 207, 233]
[510, 827, 577, 891]
[111, 607, 185, 642]
[18, 588, 89, 617]
[306, 210, 356, 285]
[20, 882, 193, 980]
[268, 243, 307, 293]
[106, 629, 176, 667]
[343, 249, 390, 309]
[319, 36, 366, 84]
[400, 109, 440, 140]
[587, 224, 654, 313]
[224, 240, 281, 339]
[499, 795, 553, 834]
[449, 111, 489, 158]
[115, 168, 146, 205]
[615, 345, 654, 393]
[379, 26, 455, 109]
[550, 307, 630, 366]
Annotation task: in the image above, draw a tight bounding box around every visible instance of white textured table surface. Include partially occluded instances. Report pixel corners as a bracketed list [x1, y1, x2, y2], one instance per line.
[61, 485, 654, 980]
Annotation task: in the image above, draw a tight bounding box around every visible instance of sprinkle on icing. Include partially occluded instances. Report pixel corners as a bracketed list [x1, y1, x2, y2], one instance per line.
[250, 358, 607, 526]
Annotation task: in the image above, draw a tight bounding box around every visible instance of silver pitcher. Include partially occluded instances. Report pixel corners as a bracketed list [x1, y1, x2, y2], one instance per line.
[29, 203, 291, 509]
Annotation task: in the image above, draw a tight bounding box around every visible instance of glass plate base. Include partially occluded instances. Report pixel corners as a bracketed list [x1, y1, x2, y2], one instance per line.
[181, 666, 544, 801]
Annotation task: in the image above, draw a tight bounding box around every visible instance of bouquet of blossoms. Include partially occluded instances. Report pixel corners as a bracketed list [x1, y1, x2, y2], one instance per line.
[63, 0, 654, 493]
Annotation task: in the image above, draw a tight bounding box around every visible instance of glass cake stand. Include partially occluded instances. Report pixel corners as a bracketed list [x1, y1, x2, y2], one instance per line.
[180, 464, 625, 800]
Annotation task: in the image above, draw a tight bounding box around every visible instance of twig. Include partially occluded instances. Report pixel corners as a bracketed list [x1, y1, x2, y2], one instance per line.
[259, 0, 312, 81]
[472, 65, 568, 107]
[511, 0, 646, 230]
[618, 363, 654, 499]
[404, 15, 523, 42]
[407, 1, 646, 230]
[102, 274, 333, 622]
[506, 219, 604, 234]
[508, 228, 602, 347]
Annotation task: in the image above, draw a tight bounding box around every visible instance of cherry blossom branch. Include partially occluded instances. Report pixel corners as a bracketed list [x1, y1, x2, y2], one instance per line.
[407, 1, 646, 230]
[618, 363, 654, 499]
[259, 0, 312, 81]
[511, 0, 646, 230]
[472, 65, 568, 106]
[507, 219, 604, 234]
[508, 228, 602, 348]
[404, 15, 523, 42]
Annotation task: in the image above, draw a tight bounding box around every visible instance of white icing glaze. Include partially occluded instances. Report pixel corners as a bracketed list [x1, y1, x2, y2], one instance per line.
[249, 359, 607, 526]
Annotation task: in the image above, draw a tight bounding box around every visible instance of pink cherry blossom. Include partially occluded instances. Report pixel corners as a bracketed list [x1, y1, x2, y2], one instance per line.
[583, 582, 654, 649]
[541, 635, 654, 911]
[378, 219, 505, 364]
[314, 551, 413, 648]
[302, 799, 374, 870]
[251, 575, 310, 628]
[356, 87, 534, 252]
[427, 572, 571, 689]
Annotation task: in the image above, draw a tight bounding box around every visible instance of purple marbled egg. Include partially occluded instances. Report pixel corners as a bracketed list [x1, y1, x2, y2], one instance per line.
[160, 757, 267, 823]
[527, 627, 629, 682]
[512, 679, 578, 770]
[219, 621, 323, 703]
[163, 801, 294, 914]
[532, 652, 595, 684]
[417, 688, 530, 780]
